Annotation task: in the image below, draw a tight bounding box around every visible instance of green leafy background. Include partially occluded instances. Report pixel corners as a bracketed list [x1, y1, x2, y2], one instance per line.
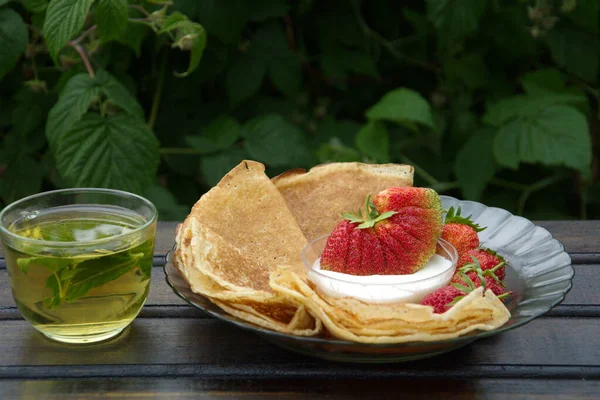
[0, 0, 599, 221]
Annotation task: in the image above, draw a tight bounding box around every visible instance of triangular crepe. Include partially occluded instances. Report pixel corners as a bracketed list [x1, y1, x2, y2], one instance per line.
[190, 160, 307, 275]
[272, 162, 414, 241]
[174, 160, 319, 335]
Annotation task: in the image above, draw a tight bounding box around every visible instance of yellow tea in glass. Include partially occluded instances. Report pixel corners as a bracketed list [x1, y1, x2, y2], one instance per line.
[0, 189, 157, 344]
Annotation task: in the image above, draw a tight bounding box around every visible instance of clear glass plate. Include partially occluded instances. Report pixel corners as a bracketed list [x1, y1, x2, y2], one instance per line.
[164, 196, 574, 362]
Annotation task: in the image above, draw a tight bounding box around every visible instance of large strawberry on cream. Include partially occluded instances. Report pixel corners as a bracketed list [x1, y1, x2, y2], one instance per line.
[320, 187, 443, 276]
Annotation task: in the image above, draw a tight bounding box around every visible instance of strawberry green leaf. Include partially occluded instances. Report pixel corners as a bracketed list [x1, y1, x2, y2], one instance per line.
[343, 213, 365, 225]
[444, 206, 486, 232]
[462, 272, 477, 290]
[344, 194, 397, 229]
[373, 211, 398, 223]
[357, 220, 376, 229]
[451, 282, 470, 293]
[447, 294, 465, 307]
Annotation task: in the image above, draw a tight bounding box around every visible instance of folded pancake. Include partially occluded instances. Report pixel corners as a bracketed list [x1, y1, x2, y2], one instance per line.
[270, 267, 510, 343]
[174, 160, 320, 335]
[191, 160, 307, 273]
[273, 162, 414, 241]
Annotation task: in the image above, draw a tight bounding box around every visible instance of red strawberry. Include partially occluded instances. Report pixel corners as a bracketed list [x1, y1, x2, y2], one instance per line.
[422, 257, 511, 313]
[451, 257, 509, 301]
[452, 271, 505, 297]
[320, 188, 443, 276]
[485, 277, 507, 298]
[441, 206, 485, 256]
[458, 248, 506, 280]
[419, 285, 466, 314]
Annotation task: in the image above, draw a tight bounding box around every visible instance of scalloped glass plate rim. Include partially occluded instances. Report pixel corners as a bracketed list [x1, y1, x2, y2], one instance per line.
[163, 195, 574, 349]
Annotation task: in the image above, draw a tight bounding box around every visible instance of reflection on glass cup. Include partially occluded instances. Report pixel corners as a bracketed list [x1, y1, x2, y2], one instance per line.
[0, 189, 157, 344]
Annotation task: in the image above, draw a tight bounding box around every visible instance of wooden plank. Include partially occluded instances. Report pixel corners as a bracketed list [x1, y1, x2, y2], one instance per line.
[154, 221, 179, 254]
[1, 264, 596, 313]
[536, 221, 600, 253]
[2, 378, 600, 399]
[563, 264, 600, 305]
[0, 317, 599, 376]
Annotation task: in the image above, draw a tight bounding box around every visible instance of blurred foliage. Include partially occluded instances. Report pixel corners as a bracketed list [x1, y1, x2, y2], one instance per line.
[0, 0, 598, 221]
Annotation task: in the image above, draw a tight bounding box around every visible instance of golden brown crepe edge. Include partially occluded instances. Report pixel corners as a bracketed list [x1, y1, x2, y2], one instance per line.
[272, 162, 415, 187]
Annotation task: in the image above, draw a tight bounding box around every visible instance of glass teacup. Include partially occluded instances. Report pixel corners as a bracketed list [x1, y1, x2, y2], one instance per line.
[0, 189, 157, 344]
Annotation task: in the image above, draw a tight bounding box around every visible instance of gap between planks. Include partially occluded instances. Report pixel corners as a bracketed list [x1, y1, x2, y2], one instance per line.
[1, 304, 599, 321]
[1, 364, 599, 381]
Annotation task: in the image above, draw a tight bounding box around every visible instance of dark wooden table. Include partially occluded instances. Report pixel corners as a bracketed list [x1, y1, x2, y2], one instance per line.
[1, 221, 599, 399]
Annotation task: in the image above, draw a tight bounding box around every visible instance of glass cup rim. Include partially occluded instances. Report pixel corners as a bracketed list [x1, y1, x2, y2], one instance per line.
[301, 234, 458, 286]
[0, 188, 158, 248]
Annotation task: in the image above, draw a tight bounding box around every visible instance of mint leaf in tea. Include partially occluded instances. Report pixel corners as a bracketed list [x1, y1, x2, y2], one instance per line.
[4, 206, 155, 342]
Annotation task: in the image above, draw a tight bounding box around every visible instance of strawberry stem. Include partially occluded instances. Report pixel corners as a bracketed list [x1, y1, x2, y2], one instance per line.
[444, 206, 486, 232]
[343, 194, 398, 229]
[459, 257, 504, 286]
[496, 292, 511, 300]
